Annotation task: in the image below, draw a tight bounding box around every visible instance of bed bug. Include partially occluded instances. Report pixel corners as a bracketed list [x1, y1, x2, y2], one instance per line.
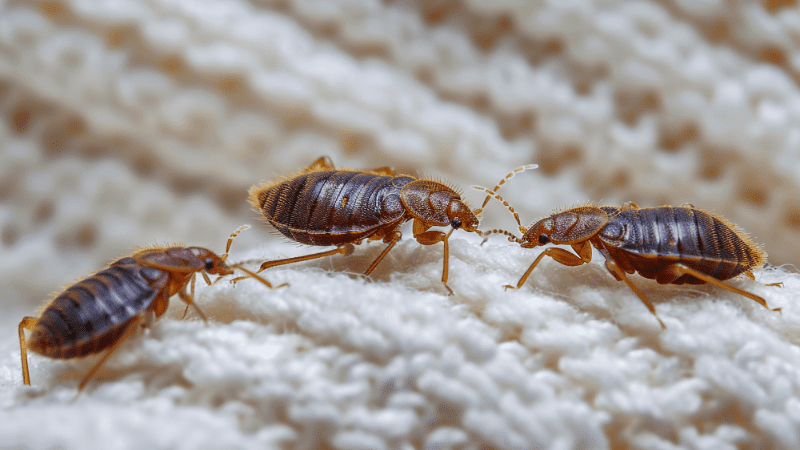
[247, 156, 491, 295]
[18, 226, 283, 390]
[475, 183, 780, 328]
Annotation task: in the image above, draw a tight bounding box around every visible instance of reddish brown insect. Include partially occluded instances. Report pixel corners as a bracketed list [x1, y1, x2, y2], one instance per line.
[248, 156, 487, 294]
[475, 179, 780, 328]
[18, 226, 282, 390]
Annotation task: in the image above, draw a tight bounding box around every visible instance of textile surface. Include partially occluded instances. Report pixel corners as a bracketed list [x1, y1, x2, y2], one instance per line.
[1, 0, 800, 448]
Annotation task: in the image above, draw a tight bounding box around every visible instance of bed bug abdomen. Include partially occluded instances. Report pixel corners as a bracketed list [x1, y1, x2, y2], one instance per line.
[251, 170, 413, 245]
[28, 262, 164, 359]
[600, 207, 765, 283]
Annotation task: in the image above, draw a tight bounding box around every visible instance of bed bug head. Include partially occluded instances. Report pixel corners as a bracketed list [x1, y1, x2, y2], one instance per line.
[183, 247, 235, 276]
[518, 217, 553, 248]
[131, 246, 229, 275]
[181, 225, 253, 277]
[447, 196, 480, 233]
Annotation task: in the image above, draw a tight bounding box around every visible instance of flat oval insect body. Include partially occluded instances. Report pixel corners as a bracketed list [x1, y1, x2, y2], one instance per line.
[19, 226, 281, 390]
[256, 169, 414, 246]
[597, 206, 765, 283]
[475, 177, 779, 327]
[26, 258, 164, 360]
[249, 157, 482, 294]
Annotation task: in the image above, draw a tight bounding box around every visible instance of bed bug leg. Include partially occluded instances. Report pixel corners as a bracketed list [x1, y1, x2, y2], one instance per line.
[228, 265, 289, 288]
[209, 224, 292, 288]
[364, 231, 402, 277]
[18, 317, 38, 385]
[441, 228, 454, 295]
[605, 260, 667, 329]
[412, 225, 457, 295]
[255, 244, 356, 274]
[77, 314, 144, 392]
[229, 245, 354, 284]
[504, 247, 588, 290]
[743, 270, 784, 288]
[306, 156, 335, 171]
[185, 265, 286, 317]
[654, 264, 781, 313]
[179, 274, 209, 321]
[620, 201, 640, 211]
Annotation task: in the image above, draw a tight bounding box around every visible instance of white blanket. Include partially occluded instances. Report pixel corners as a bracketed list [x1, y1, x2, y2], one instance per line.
[2, 0, 800, 448]
[3, 239, 799, 449]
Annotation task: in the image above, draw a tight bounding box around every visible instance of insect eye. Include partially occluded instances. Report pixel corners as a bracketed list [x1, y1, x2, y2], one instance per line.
[451, 218, 462, 229]
[538, 234, 549, 245]
[204, 258, 215, 271]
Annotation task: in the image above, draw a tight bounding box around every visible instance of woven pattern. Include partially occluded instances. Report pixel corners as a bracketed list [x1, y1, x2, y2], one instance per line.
[2, 1, 800, 449]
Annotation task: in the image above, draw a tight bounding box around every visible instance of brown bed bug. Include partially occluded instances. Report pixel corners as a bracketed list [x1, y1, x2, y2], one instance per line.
[475, 181, 780, 328]
[247, 156, 491, 294]
[18, 226, 283, 390]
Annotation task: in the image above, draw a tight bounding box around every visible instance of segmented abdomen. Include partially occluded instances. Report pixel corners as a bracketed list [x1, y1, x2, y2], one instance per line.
[254, 170, 412, 245]
[28, 260, 162, 359]
[601, 207, 764, 282]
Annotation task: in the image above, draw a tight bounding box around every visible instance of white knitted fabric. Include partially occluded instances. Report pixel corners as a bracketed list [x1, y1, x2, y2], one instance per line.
[2, 0, 800, 448]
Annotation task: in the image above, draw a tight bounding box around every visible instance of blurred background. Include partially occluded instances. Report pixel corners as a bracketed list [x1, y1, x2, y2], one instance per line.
[2, 0, 800, 328]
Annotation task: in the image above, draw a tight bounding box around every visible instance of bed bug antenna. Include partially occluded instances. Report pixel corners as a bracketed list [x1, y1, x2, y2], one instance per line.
[471, 164, 537, 215]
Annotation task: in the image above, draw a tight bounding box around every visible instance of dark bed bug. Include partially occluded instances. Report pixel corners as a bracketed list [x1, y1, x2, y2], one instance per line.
[18, 225, 283, 390]
[475, 182, 780, 328]
[247, 156, 491, 294]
